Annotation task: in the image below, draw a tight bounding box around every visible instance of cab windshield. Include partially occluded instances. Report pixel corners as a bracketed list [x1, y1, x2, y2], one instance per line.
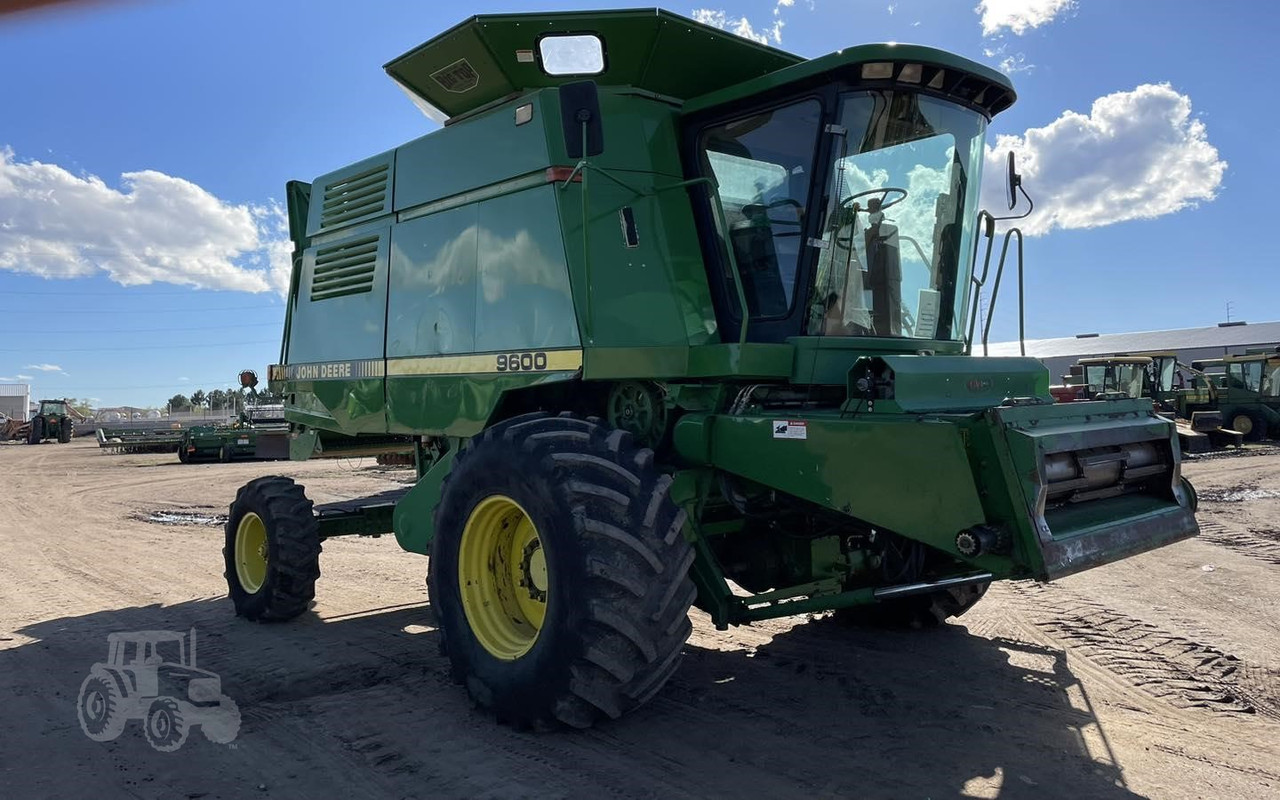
[810, 90, 986, 340]
[38, 401, 67, 415]
[1085, 363, 1150, 399]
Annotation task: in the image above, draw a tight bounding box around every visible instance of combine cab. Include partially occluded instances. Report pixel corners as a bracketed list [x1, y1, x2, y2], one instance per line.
[220, 9, 1199, 728]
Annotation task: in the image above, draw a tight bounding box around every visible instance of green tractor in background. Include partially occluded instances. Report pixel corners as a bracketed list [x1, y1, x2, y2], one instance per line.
[221, 10, 1198, 729]
[28, 399, 75, 444]
[1052, 355, 1241, 451]
[1179, 351, 1280, 441]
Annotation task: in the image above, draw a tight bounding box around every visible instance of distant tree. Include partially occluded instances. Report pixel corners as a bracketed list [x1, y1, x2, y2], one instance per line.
[167, 393, 191, 411]
[190, 389, 207, 408]
[207, 389, 228, 411]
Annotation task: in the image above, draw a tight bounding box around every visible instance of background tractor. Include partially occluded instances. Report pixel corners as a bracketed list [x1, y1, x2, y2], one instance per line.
[1180, 351, 1280, 441]
[76, 629, 239, 751]
[220, 9, 1198, 729]
[27, 399, 74, 444]
[1050, 355, 1241, 452]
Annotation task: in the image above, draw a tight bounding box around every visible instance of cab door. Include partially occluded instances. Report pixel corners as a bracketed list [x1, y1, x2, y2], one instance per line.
[688, 96, 829, 343]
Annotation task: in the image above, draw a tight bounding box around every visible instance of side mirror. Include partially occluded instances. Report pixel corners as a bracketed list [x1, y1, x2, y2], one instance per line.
[1005, 151, 1021, 211]
[559, 80, 604, 159]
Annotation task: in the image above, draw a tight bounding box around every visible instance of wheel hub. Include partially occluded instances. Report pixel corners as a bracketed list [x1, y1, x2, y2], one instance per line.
[520, 539, 548, 601]
[234, 512, 270, 594]
[458, 495, 548, 660]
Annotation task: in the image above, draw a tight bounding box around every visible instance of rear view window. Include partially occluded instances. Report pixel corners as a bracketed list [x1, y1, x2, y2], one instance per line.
[539, 34, 605, 75]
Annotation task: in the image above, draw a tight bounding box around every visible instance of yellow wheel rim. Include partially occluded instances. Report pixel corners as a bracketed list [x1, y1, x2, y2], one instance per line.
[458, 495, 548, 661]
[235, 512, 269, 594]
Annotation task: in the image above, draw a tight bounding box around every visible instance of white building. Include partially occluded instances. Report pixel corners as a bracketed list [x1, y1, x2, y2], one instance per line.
[989, 321, 1280, 382]
[0, 383, 30, 422]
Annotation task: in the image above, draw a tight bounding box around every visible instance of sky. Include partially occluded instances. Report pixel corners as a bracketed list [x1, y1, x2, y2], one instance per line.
[0, 0, 1275, 407]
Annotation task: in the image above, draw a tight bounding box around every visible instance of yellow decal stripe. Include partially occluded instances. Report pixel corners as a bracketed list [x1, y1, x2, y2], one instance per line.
[387, 349, 583, 377]
[279, 351, 582, 380]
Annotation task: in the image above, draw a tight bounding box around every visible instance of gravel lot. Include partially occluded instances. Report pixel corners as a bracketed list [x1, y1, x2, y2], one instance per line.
[1, 438, 1277, 799]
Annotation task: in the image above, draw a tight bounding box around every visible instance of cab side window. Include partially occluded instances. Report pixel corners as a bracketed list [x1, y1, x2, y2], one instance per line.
[699, 100, 822, 319]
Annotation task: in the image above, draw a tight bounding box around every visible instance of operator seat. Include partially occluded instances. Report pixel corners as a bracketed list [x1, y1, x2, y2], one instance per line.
[863, 199, 903, 337]
[729, 204, 789, 317]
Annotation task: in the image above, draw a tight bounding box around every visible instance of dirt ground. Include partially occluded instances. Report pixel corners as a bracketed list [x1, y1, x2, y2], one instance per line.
[1, 439, 1277, 799]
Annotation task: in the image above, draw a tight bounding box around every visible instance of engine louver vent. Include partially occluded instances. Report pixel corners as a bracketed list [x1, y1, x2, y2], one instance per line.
[310, 235, 379, 301]
[320, 164, 388, 230]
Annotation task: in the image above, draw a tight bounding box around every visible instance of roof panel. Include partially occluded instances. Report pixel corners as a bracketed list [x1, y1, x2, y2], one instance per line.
[384, 9, 802, 119]
[989, 321, 1280, 359]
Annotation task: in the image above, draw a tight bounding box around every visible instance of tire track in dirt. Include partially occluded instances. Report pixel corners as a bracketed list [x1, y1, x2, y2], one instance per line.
[1197, 519, 1280, 566]
[1008, 581, 1280, 720]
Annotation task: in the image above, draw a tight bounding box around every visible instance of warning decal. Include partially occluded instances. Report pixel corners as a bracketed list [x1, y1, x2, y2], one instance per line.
[772, 420, 808, 440]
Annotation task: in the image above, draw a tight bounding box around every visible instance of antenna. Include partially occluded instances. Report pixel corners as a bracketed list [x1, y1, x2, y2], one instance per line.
[1226, 300, 1233, 323]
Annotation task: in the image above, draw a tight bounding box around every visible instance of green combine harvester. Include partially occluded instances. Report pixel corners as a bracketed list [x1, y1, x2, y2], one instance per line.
[224, 9, 1199, 729]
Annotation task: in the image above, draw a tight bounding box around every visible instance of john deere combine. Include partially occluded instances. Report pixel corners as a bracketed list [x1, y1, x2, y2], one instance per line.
[224, 9, 1198, 729]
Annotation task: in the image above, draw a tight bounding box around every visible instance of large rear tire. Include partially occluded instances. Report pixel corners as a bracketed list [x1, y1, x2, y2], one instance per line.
[27, 416, 43, 445]
[1231, 410, 1267, 442]
[224, 477, 321, 621]
[429, 412, 696, 729]
[58, 419, 72, 443]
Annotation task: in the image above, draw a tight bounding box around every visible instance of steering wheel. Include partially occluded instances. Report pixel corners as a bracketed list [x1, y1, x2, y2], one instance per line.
[839, 187, 907, 214]
[741, 197, 804, 226]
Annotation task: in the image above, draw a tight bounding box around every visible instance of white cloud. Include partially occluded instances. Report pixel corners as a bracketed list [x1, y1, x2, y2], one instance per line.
[16, 374, 33, 380]
[0, 147, 291, 294]
[24, 363, 63, 372]
[976, 0, 1075, 36]
[693, 0, 796, 44]
[981, 84, 1226, 236]
[693, 9, 768, 44]
[984, 45, 1033, 75]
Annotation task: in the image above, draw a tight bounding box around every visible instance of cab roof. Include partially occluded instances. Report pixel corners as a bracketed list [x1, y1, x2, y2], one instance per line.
[1079, 357, 1153, 366]
[385, 9, 802, 121]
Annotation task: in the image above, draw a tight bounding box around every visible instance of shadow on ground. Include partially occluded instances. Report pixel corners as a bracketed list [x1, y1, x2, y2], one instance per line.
[1, 599, 1137, 799]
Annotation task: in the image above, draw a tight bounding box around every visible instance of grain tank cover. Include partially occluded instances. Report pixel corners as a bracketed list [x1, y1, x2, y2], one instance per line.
[384, 8, 802, 121]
